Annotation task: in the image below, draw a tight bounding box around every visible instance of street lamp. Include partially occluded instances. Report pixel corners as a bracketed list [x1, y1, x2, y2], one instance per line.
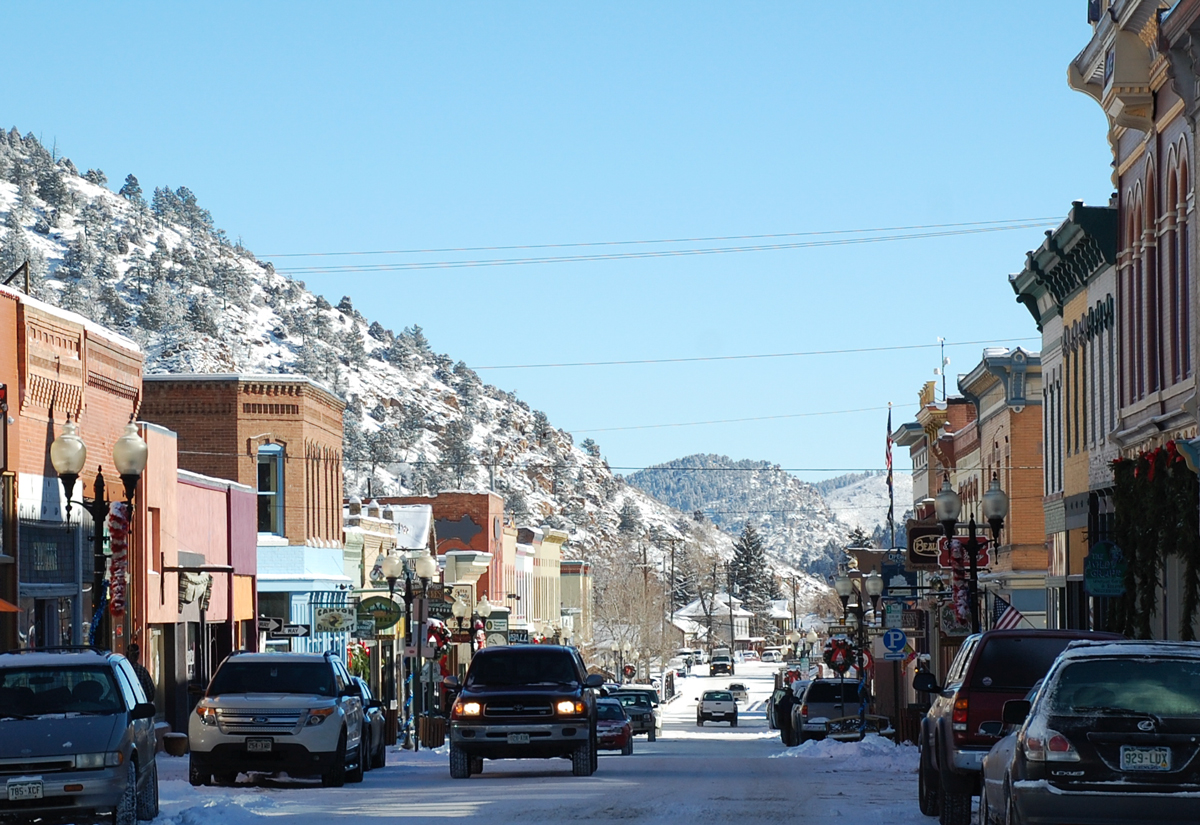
[787, 629, 802, 660]
[49, 418, 86, 520]
[410, 551, 438, 750]
[806, 628, 819, 660]
[834, 567, 884, 740]
[380, 553, 404, 599]
[936, 472, 1009, 633]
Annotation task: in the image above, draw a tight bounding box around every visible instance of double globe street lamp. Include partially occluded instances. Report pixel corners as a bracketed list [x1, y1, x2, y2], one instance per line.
[379, 550, 438, 750]
[934, 473, 1010, 633]
[833, 569, 884, 741]
[51, 417, 148, 648]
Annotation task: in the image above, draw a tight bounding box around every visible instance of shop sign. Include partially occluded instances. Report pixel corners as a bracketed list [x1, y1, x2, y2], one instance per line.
[358, 595, 403, 630]
[315, 606, 356, 633]
[426, 598, 454, 620]
[907, 522, 944, 567]
[938, 537, 991, 569]
[508, 629, 529, 644]
[901, 610, 926, 631]
[484, 616, 508, 633]
[1084, 541, 1127, 597]
[356, 618, 376, 638]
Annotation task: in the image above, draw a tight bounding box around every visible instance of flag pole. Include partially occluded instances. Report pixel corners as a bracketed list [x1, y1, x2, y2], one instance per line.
[886, 402, 895, 549]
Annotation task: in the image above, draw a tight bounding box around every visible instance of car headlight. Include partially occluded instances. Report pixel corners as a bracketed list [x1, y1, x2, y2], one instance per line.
[306, 707, 337, 726]
[195, 706, 217, 726]
[453, 701, 482, 718]
[555, 700, 586, 715]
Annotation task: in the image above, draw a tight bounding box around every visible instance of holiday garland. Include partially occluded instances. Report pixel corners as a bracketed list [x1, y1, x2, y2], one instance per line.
[1110, 441, 1200, 640]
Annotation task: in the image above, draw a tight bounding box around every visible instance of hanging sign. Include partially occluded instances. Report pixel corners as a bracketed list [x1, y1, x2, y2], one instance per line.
[358, 595, 403, 630]
[107, 502, 130, 618]
[938, 537, 991, 569]
[1084, 541, 1128, 597]
[314, 606, 356, 633]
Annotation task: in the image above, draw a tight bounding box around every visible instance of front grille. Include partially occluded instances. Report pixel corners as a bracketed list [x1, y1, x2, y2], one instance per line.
[217, 708, 303, 735]
[484, 702, 553, 717]
[0, 756, 76, 776]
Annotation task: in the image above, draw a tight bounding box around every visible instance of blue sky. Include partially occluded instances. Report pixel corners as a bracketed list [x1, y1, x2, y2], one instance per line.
[4, 3, 1112, 480]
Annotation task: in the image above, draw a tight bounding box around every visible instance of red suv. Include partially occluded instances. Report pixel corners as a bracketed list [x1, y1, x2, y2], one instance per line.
[914, 628, 1121, 825]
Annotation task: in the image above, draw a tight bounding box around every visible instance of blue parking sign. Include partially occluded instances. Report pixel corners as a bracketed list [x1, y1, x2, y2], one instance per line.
[882, 628, 907, 653]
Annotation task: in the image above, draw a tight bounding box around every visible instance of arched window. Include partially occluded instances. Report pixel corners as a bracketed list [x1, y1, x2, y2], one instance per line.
[1181, 154, 1192, 379]
[257, 443, 285, 535]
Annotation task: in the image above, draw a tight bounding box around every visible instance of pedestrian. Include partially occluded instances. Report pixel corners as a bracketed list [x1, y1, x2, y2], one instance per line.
[126, 643, 156, 701]
[776, 682, 797, 746]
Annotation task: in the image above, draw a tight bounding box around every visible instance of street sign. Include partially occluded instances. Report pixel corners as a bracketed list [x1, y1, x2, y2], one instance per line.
[882, 628, 907, 653]
[884, 603, 903, 629]
[272, 624, 310, 638]
[884, 651, 906, 661]
[485, 617, 508, 633]
[257, 617, 283, 633]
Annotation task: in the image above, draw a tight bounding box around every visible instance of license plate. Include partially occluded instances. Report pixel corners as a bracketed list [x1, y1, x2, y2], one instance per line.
[7, 781, 43, 801]
[246, 738, 273, 753]
[506, 733, 530, 744]
[1121, 745, 1171, 772]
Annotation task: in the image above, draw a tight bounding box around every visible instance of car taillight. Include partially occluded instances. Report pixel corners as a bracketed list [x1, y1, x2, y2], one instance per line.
[800, 704, 808, 718]
[952, 697, 969, 732]
[1023, 728, 1080, 762]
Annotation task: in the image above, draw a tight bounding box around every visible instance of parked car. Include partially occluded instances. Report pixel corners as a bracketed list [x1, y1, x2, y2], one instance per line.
[742, 650, 760, 662]
[0, 647, 159, 825]
[610, 685, 661, 741]
[697, 689, 737, 726]
[595, 698, 633, 755]
[979, 680, 1043, 825]
[448, 645, 602, 778]
[794, 678, 864, 743]
[992, 640, 1200, 825]
[914, 628, 1121, 825]
[353, 676, 388, 771]
[612, 693, 657, 741]
[189, 651, 366, 787]
[761, 649, 782, 663]
[728, 682, 749, 703]
[767, 688, 788, 730]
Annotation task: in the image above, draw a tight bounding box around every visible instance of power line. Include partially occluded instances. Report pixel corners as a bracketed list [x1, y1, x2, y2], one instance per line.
[473, 337, 1039, 370]
[261, 216, 1060, 259]
[271, 222, 1056, 275]
[573, 405, 903, 433]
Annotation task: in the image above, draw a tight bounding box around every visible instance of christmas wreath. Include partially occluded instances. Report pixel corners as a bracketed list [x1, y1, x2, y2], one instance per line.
[823, 638, 853, 675]
[348, 640, 370, 678]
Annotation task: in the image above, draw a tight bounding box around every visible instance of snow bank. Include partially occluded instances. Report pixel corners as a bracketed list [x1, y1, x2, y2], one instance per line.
[770, 734, 918, 772]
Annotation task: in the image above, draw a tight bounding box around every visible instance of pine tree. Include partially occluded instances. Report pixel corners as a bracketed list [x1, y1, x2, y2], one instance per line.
[618, 498, 642, 535]
[437, 417, 476, 488]
[730, 522, 771, 619]
[119, 174, 143, 204]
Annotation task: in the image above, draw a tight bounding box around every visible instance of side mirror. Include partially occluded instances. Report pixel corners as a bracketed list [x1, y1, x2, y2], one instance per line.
[186, 683, 206, 697]
[131, 702, 156, 721]
[585, 674, 604, 688]
[912, 672, 941, 694]
[368, 699, 384, 710]
[444, 676, 460, 689]
[340, 685, 360, 700]
[1002, 700, 1031, 725]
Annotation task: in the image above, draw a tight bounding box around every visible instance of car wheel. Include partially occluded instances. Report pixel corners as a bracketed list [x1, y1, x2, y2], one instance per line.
[112, 761, 137, 825]
[621, 737, 633, 756]
[135, 760, 159, 821]
[449, 744, 471, 779]
[918, 748, 941, 817]
[347, 740, 364, 784]
[1004, 781, 1022, 825]
[648, 727, 656, 742]
[322, 731, 348, 788]
[188, 759, 210, 787]
[731, 715, 738, 727]
[571, 738, 595, 777]
[590, 729, 599, 773]
[939, 790, 971, 825]
[373, 735, 387, 769]
[470, 756, 484, 774]
[979, 783, 992, 825]
[696, 717, 703, 726]
[361, 732, 372, 772]
[212, 772, 237, 787]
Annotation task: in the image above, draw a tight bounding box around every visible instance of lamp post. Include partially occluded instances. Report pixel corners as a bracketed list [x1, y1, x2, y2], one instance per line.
[474, 596, 492, 652]
[806, 628, 819, 666]
[51, 417, 147, 650]
[787, 629, 802, 660]
[935, 473, 1010, 633]
[834, 569, 884, 740]
[379, 553, 406, 748]
[412, 552, 438, 749]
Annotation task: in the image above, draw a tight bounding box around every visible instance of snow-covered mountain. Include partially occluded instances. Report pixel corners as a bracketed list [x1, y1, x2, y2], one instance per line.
[816, 471, 913, 539]
[0, 126, 836, 605]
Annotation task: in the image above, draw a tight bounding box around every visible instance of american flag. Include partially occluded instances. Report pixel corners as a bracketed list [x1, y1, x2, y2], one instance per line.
[992, 595, 1025, 630]
[885, 405, 894, 542]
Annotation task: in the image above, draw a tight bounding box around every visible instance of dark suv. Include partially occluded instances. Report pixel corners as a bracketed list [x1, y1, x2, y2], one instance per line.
[448, 645, 603, 778]
[915, 628, 1121, 825]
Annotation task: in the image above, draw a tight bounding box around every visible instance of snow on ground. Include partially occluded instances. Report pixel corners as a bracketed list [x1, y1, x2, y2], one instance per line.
[770, 733, 919, 773]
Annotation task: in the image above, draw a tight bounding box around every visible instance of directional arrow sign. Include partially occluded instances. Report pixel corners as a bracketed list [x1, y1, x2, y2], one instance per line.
[257, 617, 283, 633]
[273, 624, 310, 638]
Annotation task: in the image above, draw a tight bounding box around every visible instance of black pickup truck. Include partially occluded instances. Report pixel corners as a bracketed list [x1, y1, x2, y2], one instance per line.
[448, 645, 603, 778]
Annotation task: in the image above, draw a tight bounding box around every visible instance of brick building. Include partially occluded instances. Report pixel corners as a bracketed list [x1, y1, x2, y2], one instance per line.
[141, 374, 348, 655]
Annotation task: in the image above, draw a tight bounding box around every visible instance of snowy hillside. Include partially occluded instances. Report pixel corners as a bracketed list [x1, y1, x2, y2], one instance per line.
[821, 471, 913, 539]
[0, 126, 835, 605]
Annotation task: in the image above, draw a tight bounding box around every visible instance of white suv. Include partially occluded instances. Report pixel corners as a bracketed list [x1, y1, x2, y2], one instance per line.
[188, 652, 364, 787]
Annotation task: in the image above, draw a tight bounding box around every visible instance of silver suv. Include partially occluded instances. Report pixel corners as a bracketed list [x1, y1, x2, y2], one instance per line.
[0, 647, 159, 825]
[188, 651, 365, 787]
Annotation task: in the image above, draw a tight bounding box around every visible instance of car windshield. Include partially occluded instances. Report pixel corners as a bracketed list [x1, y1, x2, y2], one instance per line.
[0, 666, 124, 717]
[1046, 658, 1200, 718]
[969, 636, 1080, 690]
[208, 661, 335, 696]
[704, 691, 733, 702]
[597, 704, 626, 721]
[614, 694, 651, 710]
[466, 650, 579, 687]
[804, 682, 861, 703]
[730, 684, 746, 691]
[615, 689, 658, 707]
